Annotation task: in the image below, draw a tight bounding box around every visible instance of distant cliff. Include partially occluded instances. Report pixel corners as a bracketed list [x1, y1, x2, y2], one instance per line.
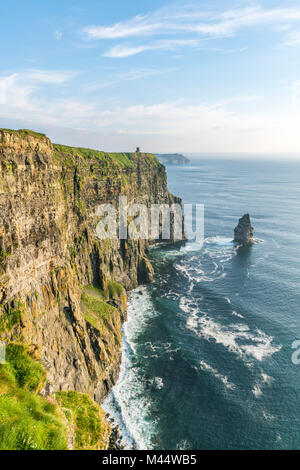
[155, 153, 190, 165]
[0, 128, 182, 449]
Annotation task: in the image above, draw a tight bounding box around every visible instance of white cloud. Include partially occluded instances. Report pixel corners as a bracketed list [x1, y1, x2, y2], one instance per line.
[104, 44, 152, 58]
[82, 4, 300, 58]
[282, 31, 300, 46]
[104, 39, 201, 58]
[0, 73, 36, 110]
[24, 69, 75, 83]
[84, 67, 176, 91]
[1, 69, 300, 154]
[83, 15, 163, 39]
[0, 69, 79, 122]
[83, 4, 300, 42]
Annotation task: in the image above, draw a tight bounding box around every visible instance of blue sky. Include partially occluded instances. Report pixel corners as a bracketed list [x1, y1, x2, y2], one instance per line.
[1, 0, 300, 154]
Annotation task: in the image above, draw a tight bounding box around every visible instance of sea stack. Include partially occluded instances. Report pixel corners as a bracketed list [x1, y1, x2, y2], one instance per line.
[234, 213, 254, 245]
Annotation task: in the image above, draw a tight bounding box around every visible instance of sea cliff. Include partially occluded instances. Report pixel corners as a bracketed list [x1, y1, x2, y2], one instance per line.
[0, 128, 182, 449]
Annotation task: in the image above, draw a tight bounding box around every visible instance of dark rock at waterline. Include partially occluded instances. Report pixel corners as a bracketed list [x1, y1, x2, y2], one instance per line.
[234, 213, 254, 245]
[108, 423, 125, 450]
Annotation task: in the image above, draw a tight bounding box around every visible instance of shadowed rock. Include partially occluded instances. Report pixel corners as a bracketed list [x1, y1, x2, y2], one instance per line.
[234, 214, 254, 245]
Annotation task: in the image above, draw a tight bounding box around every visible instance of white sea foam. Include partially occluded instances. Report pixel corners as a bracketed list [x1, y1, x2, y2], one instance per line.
[180, 240, 204, 252]
[175, 261, 214, 283]
[261, 372, 273, 384]
[176, 439, 193, 450]
[262, 410, 275, 421]
[182, 296, 281, 364]
[175, 236, 235, 285]
[252, 370, 274, 400]
[232, 310, 245, 319]
[102, 287, 159, 450]
[151, 377, 164, 390]
[205, 236, 234, 246]
[199, 360, 236, 390]
[252, 384, 262, 398]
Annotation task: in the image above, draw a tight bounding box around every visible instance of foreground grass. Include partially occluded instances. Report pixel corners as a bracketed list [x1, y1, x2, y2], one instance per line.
[0, 344, 68, 450]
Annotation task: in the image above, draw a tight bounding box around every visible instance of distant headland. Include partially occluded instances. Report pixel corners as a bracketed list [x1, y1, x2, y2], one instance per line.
[155, 153, 190, 165]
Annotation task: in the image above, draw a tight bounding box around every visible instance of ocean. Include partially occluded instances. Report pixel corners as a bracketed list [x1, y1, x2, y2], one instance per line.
[103, 158, 300, 450]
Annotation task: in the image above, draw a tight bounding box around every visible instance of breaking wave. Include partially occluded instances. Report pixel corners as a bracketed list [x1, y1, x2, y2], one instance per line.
[102, 288, 159, 450]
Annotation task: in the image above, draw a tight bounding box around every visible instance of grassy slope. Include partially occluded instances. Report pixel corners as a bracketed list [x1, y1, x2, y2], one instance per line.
[0, 344, 68, 450]
[56, 391, 110, 450]
[53, 142, 162, 168]
[0, 286, 123, 450]
[0, 344, 112, 450]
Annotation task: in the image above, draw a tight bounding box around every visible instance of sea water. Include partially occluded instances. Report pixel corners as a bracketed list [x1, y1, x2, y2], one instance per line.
[103, 158, 300, 450]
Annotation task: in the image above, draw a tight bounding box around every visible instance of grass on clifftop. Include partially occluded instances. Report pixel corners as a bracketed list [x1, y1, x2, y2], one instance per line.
[53, 143, 162, 168]
[0, 128, 47, 139]
[0, 344, 68, 450]
[0, 127, 162, 169]
[56, 391, 110, 450]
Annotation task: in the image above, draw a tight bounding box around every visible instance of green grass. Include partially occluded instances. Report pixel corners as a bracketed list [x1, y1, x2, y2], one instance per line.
[3, 344, 46, 392]
[0, 128, 47, 139]
[107, 280, 125, 299]
[84, 285, 105, 299]
[0, 304, 22, 335]
[0, 249, 11, 263]
[0, 344, 111, 450]
[54, 143, 137, 168]
[0, 344, 67, 450]
[81, 288, 117, 326]
[56, 391, 110, 450]
[53, 143, 162, 168]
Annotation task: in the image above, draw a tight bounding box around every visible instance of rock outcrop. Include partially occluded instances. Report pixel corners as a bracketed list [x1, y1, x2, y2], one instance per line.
[234, 213, 254, 245]
[0, 128, 183, 448]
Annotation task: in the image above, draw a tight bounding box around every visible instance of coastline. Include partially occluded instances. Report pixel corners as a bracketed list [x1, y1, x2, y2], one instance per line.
[102, 242, 188, 450]
[102, 286, 158, 450]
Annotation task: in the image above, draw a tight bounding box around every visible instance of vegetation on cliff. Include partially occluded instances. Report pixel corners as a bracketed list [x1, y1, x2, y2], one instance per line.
[0, 128, 182, 450]
[56, 391, 111, 450]
[53, 142, 162, 169]
[0, 344, 68, 450]
[0, 128, 47, 140]
[0, 343, 112, 450]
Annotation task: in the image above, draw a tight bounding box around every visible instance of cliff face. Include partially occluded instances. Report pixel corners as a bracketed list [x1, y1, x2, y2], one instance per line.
[0, 129, 180, 408]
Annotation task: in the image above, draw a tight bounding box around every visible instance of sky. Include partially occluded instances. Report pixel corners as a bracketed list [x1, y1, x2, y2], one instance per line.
[1, 0, 300, 155]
